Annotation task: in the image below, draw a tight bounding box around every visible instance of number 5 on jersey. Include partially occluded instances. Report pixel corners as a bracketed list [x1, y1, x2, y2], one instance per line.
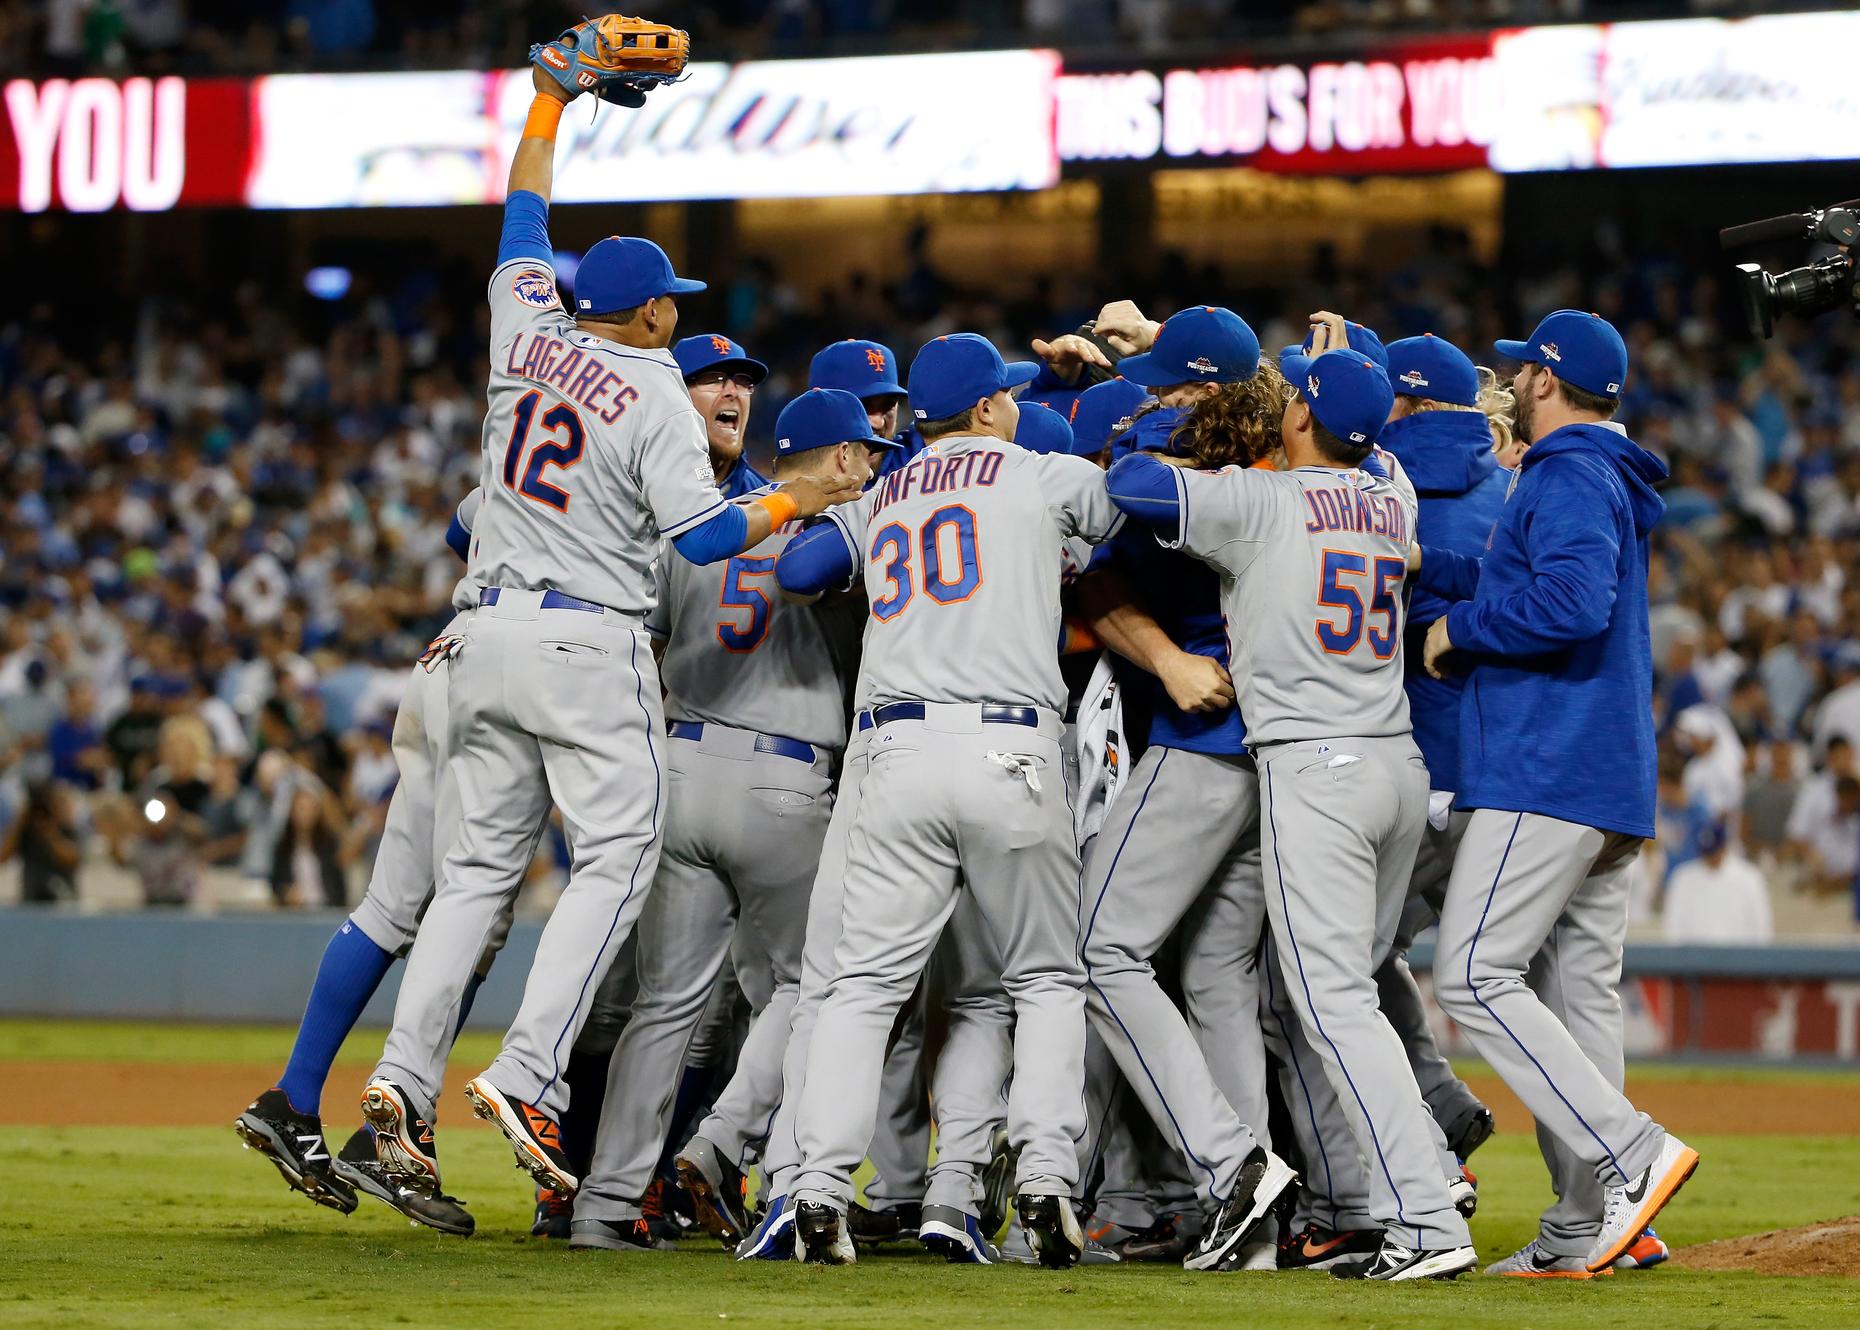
[870, 505, 982, 621]
[503, 389, 584, 512]
[1314, 549, 1404, 658]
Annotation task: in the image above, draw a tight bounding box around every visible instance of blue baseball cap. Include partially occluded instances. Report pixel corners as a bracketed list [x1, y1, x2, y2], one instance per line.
[774, 388, 897, 457]
[1014, 401, 1076, 456]
[1495, 309, 1628, 400]
[672, 333, 768, 385]
[1070, 377, 1151, 456]
[1385, 334, 1479, 407]
[810, 339, 905, 400]
[573, 236, 706, 316]
[1282, 348, 1395, 448]
[1117, 306, 1260, 388]
[1279, 319, 1388, 374]
[908, 333, 1040, 422]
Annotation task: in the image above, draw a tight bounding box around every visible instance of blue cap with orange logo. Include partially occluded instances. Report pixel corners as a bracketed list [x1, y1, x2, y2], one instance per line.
[574, 236, 706, 316]
[810, 339, 905, 400]
[672, 333, 768, 385]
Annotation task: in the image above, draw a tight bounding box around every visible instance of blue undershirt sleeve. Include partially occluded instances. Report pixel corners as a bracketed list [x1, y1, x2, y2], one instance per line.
[497, 189, 554, 268]
[670, 504, 750, 566]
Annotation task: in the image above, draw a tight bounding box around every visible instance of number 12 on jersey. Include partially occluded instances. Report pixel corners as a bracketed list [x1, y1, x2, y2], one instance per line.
[870, 505, 982, 621]
[1314, 549, 1405, 658]
[503, 389, 585, 512]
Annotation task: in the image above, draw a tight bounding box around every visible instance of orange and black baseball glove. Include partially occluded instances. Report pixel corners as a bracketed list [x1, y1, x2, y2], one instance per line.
[529, 14, 691, 108]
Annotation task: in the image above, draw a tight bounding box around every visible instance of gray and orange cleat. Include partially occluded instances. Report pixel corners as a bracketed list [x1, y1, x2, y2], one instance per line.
[360, 1078, 442, 1196]
[235, 1087, 357, 1214]
[674, 1135, 752, 1247]
[464, 1076, 578, 1195]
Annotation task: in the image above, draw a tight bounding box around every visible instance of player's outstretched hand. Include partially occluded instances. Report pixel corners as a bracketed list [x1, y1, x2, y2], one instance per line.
[1423, 616, 1454, 680]
[1032, 333, 1114, 384]
[532, 66, 573, 103]
[529, 15, 691, 109]
[1159, 649, 1235, 713]
[780, 471, 864, 519]
[1093, 300, 1159, 355]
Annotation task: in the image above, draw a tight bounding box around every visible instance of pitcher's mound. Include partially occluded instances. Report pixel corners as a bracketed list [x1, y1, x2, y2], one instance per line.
[1679, 1216, 1860, 1276]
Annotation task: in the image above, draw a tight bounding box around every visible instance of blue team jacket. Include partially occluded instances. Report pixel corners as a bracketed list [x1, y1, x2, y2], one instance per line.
[1420, 422, 1668, 838]
[1376, 409, 1510, 793]
[1099, 407, 1247, 756]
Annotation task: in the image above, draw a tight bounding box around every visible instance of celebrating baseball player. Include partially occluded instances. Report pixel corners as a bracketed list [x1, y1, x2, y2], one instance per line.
[771, 332, 1120, 1268]
[1107, 329, 1477, 1280]
[567, 386, 887, 1253]
[357, 23, 860, 1202]
[1417, 310, 1698, 1276]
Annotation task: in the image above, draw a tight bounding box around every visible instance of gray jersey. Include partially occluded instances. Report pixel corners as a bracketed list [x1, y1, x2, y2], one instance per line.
[1168, 462, 1416, 745]
[648, 486, 863, 751]
[826, 436, 1120, 713]
[449, 487, 483, 613]
[469, 257, 728, 616]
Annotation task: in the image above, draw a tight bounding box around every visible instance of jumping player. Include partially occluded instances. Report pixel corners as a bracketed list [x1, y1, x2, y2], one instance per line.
[1419, 310, 1696, 1276]
[1108, 339, 1478, 1281]
[357, 55, 858, 1202]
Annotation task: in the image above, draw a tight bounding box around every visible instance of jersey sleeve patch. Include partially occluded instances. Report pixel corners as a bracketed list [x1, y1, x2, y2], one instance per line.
[510, 268, 561, 311]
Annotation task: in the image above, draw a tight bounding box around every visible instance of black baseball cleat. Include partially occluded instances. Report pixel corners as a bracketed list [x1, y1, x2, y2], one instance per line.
[331, 1128, 473, 1236]
[1330, 1238, 1478, 1281]
[1183, 1148, 1298, 1271]
[464, 1077, 578, 1195]
[360, 1078, 442, 1196]
[1118, 1212, 1195, 1263]
[1445, 1106, 1496, 1163]
[641, 1177, 681, 1245]
[1015, 1193, 1084, 1269]
[568, 1217, 676, 1253]
[978, 1128, 1019, 1241]
[674, 1135, 752, 1247]
[1278, 1222, 1384, 1271]
[795, 1200, 857, 1265]
[533, 1185, 574, 1239]
[848, 1200, 921, 1245]
[235, 1088, 357, 1214]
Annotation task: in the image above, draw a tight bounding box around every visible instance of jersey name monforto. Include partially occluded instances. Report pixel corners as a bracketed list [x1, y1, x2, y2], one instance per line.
[504, 331, 641, 423]
[1301, 484, 1411, 543]
[870, 449, 1003, 515]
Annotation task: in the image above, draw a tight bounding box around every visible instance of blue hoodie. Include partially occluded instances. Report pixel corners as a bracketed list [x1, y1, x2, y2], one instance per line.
[1097, 405, 1246, 756]
[1418, 422, 1667, 837]
[1376, 409, 1510, 793]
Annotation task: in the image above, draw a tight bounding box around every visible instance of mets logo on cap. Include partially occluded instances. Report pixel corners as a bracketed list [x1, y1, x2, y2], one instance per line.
[512, 269, 559, 310]
[709, 335, 732, 355]
[866, 349, 887, 373]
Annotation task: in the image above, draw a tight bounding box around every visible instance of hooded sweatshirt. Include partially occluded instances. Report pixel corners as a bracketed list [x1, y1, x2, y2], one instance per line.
[1417, 422, 1667, 837]
[1375, 409, 1510, 792]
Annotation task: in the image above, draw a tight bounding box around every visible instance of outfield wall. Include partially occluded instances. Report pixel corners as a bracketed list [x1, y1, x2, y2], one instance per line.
[1, 909, 1857, 1064]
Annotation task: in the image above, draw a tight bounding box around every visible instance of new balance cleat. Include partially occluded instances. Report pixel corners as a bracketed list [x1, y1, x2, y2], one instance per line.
[464, 1076, 578, 1195]
[675, 1134, 752, 1247]
[331, 1128, 473, 1236]
[359, 1078, 441, 1196]
[1331, 1239, 1478, 1281]
[235, 1087, 357, 1214]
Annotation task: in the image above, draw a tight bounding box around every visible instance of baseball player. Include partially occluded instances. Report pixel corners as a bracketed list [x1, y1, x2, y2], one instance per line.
[358, 49, 859, 1202]
[236, 489, 503, 1237]
[1418, 311, 1697, 1276]
[773, 332, 1122, 1269]
[812, 339, 927, 487]
[1056, 308, 1299, 1273]
[1107, 340, 1477, 1281]
[566, 388, 887, 1253]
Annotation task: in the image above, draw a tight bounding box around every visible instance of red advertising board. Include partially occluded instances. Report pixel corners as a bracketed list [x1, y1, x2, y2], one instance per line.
[0, 76, 252, 212]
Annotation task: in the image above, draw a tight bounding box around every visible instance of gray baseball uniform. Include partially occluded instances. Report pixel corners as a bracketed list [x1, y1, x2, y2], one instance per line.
[573, 488, 861, 1225]
[374, 255, 736, 1122]
[1164, 460, 1470, 1252]
[787, 436, 1121, 1212]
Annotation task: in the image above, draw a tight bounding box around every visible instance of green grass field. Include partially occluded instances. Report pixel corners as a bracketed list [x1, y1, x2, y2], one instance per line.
[1, 1021, 1856, 1329]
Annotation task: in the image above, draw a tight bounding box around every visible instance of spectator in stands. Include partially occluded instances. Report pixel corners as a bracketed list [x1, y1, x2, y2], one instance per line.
[104, 679, 167, 789]
[1662, 821, 1774, 944]
[2, 779, 84, 903]
[1674, 703, 1745, 823]
[47, 678, 106, 791]
[1656, 751, 1714, 883]
[1743, 741, 1801, 867]
[1786, 735, 1860, 898]
[1814, 648, 1860, 756]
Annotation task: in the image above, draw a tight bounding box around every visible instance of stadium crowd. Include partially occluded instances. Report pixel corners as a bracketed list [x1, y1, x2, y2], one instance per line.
[2, 222, 1858, 934]
[1, 0, 1788, 76]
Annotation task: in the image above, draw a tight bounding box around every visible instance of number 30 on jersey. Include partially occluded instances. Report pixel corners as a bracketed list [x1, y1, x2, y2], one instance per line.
[869, 504, 982, 620]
